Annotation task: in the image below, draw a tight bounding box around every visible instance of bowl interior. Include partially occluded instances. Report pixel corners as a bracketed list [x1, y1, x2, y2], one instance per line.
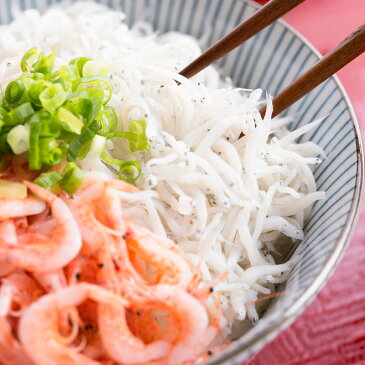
[1, 0, 363, 363]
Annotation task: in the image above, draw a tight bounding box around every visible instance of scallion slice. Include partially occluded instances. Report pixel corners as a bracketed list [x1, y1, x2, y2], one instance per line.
[34, 171, 62, 190]
[128, 119, 149, 152]
[29, 80, 51, 106]
[60, 162, 84, 195]
[70, 57, 91, 76]
[118, 161, 142, 183]
[75, 76, 112, 104]
[57, 107, 83, 135]
[29, 122, 42, 170]
[8, 102, 34, 124]
[82, 60, 109, 77]
[93, 106, 118, 136]
[0, 85, 4, 105]
[67, 128, 95, 161]
[21, 47, 43, 73]
[34, 51, 56, 74]
[101, 149, 142, 183]
[7, 124, 30, 154]
[39, 83, 66, 113]
[39, 138, 63, 166]
[5, 80, 26, 103]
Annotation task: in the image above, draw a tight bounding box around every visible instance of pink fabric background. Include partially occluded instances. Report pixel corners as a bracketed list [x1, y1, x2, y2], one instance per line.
[246, 1, 365, 364]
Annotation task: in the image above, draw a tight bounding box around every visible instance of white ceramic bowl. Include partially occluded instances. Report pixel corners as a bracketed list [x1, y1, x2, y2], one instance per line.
[1, 0, 363, 363]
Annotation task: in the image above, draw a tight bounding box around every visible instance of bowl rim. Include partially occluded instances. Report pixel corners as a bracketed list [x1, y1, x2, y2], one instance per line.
[207, 1, 364, 364]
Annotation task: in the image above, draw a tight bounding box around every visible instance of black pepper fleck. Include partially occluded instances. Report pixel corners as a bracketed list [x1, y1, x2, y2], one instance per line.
[209, 287, 214, 293]
[207, 350, 213, 356]
[85, 324, 94, 331]
[98, 263, 104, 269]
[75, 273, 81, 281]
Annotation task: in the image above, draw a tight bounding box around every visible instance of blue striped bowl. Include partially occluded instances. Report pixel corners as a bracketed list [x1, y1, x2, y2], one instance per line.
[1, 0, 363, 363]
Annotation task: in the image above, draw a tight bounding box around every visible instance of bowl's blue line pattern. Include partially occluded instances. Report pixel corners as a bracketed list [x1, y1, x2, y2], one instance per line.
[292, 79, 332, 130]
[255, 25, 286, 87]
[0, 1, 363, 364]
[274, 42, 304, 93]
[219, 2, 248, 70]
[243, 23, 276, 87]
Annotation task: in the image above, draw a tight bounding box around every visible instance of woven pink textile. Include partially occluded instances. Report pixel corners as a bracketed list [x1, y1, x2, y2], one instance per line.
[247, 1, 365, 364]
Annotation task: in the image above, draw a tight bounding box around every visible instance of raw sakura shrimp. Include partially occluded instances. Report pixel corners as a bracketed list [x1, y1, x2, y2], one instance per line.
[125, 221, 195, 289]
[19, 283, 128, 365]
[0, 197, 46, 220]
[0, 182, 82, 272]
[98, 285, 209, 365]
[0, 271, 42, 365]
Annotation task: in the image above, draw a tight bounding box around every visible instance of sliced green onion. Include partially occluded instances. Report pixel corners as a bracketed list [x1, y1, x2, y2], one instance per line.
[93, 106, 118, 136]
[29, 80, 51, 106]
[70, 57, 92, 76]
[57, 107, 83, 135]
[67, 128, 95, 161]
[118, 161, 141, 183]
[7, 124, 30, 154]
[75, 76, 112, 104]
[21, 47, 43, 73]
[68, 88, 104, 124]
[5, 80, 25, 103]
[82, 60, 109, 77]
[0, 85, 4, 105]
[0, 180, 27, 199]
[29, 110, 60, 138]
[29, 122, 42, 170]
[52, 64, 80, 92]
[39, 138, 63, 166]
[34, 51, 56, 74]
[60, 162, 84, 195]
[101, 149, 141, 183]
[128, 119, 149, 152]
[100, 148, 122, 166]
[39, 83, 66, 113]
[8, 102, 34, 124]
[0, 108, 11, 125]
[107, 119, 149, 152]
[20, 72, 46, 81]
[34, 171, 62, 190]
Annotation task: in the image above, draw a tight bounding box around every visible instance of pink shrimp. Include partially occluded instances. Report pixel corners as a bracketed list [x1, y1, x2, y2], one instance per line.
[79, 172, 139, 194]
[0, 220, 17, 277]
[125, 221, 195, 289]
[66, 255, 99, 286]
[33, 269, 68, 292]
[0, 197, 46, 220]
[19, 283, 128, 365]
[1, 271, 43, 313]
[76, 173, 139, 235]
[98, 284, 209, 365]
[67, 182, 120, 256]
[0, 182, 82, 272]
[0, 271, 42, 365]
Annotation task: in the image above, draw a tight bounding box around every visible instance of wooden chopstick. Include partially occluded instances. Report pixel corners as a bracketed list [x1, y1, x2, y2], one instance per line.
[260, 23, 365, 118]
[179, 0, 306, 79]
